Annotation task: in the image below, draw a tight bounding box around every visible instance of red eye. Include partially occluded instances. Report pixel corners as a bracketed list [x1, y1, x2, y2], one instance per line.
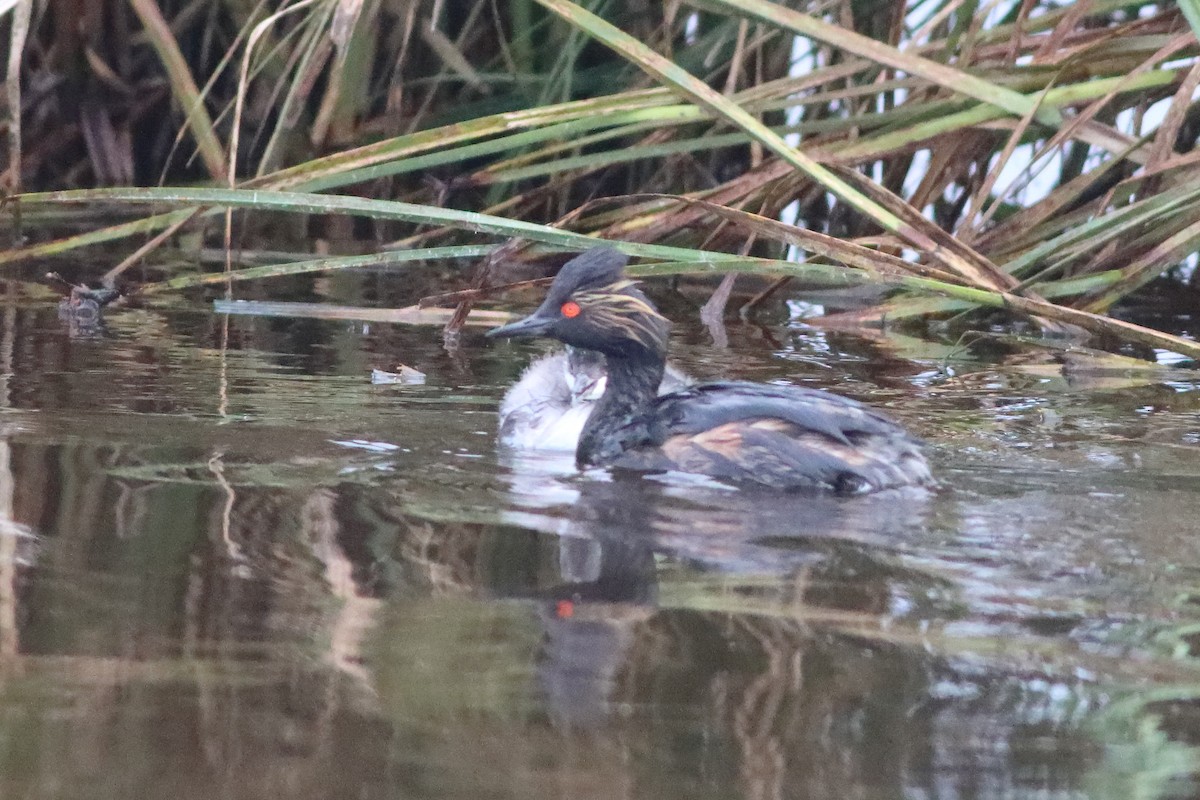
[561, 301, 581, 319]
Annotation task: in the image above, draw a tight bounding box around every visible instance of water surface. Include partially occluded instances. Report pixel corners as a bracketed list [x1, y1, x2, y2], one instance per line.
[3, 291, 1200, 800]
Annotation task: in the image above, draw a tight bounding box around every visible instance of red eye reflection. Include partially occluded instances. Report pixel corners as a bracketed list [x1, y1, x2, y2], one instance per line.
[561, 301, 581, 318]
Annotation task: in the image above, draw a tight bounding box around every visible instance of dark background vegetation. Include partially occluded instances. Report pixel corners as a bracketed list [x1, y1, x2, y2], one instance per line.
[4, 0, 1200, 354]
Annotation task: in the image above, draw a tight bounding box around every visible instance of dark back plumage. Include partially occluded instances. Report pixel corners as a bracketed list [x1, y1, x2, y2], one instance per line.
[645, 382, 930, 492]
[647, 382, 901, 443]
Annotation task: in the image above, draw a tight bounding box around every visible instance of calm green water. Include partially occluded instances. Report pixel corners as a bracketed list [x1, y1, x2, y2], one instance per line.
[2, 289, 1200, 800]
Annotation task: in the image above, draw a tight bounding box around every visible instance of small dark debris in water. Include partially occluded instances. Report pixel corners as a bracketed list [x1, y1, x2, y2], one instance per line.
[46, 273, 121, 308]
[371, 365, 426, 385]
[47, 272, 122, 337]
[1145, 699, 1200, 746]
[1020, 614, 1082, 636]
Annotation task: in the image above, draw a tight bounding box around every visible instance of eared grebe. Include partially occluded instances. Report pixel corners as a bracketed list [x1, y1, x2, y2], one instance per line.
[487, 247, 932, 492]
[499, 348, 691, 451]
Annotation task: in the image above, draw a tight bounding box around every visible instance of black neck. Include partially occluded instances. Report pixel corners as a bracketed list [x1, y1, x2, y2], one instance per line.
[577, 349, 665, 466]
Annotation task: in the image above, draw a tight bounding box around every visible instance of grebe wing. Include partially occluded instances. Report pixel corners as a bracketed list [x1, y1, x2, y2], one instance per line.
[609, 382, 928, 491]
[645, 382, 913, 444]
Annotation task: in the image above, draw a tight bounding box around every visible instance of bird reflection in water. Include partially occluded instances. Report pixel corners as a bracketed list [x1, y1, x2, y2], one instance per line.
[495, 461, 937, 752]
[137, 461, 1079, 800]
